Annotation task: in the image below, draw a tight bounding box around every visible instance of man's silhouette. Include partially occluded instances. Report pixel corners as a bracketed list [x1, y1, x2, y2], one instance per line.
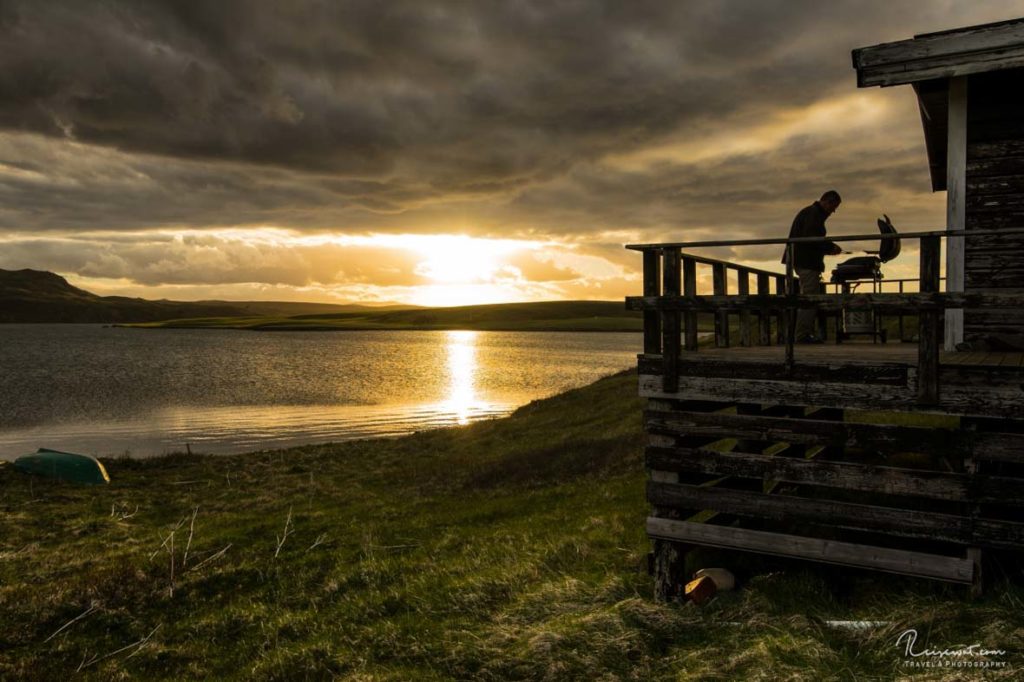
[783, 190, 843, 343]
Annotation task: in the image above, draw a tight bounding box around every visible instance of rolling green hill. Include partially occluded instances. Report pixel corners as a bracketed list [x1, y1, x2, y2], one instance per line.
[133, 300, 644, 332]
[0, 269, 411, 323]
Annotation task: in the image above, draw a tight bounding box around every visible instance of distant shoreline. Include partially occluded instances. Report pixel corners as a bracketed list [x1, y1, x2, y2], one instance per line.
[116, 323, 644, 333]
[108, 300, 647, 333]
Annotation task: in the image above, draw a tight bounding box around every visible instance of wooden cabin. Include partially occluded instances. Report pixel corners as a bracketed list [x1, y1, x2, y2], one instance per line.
[627, 19, 1024, 598]
[854, 18, 1024, 350]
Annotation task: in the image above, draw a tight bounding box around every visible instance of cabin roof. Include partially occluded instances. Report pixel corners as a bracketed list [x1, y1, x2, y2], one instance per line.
[852, 17, 1024, 88]
[852, 17, 1024, 192]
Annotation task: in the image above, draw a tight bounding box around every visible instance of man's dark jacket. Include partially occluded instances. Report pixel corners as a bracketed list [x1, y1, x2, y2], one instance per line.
[782, 202, 838, 272]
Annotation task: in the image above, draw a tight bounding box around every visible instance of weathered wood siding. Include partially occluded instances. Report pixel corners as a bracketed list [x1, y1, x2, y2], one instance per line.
[965, 67, 1024, 339]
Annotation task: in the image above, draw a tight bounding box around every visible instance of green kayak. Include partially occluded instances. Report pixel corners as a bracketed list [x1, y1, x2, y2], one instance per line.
[13, 448, 110, 485]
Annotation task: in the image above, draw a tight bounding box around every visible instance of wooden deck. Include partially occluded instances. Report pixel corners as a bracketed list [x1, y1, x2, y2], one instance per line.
[641, 384, 1024, 595]
[627, 241, 1024, 595]
[637, 342, 1024, 419]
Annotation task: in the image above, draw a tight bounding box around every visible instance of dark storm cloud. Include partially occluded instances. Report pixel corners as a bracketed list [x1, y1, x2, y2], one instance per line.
[0, 0, 1017, 293]
[0, 1, 984, 184]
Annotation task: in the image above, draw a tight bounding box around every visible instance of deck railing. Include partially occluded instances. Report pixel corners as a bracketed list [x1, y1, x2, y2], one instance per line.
[625, 228, 1024, 405]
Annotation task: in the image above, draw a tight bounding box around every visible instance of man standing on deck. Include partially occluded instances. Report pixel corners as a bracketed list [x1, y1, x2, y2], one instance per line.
[783, 190, 843, 343]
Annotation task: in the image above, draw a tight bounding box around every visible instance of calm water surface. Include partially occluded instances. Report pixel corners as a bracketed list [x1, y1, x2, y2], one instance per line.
[0, 325, 640, 459]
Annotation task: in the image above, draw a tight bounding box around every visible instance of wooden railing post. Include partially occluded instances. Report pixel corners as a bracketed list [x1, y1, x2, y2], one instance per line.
[683, 257, 698, 351]
[918, 236, 941, 404]
[643, 249, 661, 354]
[738, 269, 751, 347]
[775, 276, 786, 345]
[784, 243, 796, 369]
[662, 248, 682, 393]
[712, 263, 729, 348]
[757, 273, 771, 345]
[898, 280, 905, 342]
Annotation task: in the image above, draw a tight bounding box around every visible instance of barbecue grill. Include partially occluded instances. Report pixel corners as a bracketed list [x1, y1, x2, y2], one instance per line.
[830, 215, 900, 342]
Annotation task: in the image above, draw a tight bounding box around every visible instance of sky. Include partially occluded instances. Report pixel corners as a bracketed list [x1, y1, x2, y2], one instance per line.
[0, 1, 1019, 306]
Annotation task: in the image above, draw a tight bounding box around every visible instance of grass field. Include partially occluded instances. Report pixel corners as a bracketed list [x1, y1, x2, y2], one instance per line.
[2, 371, 1022, 680]
[128, 300, 645, 332]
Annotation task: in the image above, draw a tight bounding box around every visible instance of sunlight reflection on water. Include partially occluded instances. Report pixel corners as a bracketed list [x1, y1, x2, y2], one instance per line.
[440, 330, 488, 425]
[0, 326, 640, 458]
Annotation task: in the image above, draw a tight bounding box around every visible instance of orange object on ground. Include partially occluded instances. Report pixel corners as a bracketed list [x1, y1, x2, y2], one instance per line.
[683, 575, 717, 605]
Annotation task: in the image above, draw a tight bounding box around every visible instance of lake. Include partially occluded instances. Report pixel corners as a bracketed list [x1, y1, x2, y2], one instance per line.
[0, 325, 641, 459]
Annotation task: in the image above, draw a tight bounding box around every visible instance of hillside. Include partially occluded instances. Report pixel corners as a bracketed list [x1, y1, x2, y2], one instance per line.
[0, 269, 410, 323]
[1, 371, 1019, 679]
[134, 300, 645, 332]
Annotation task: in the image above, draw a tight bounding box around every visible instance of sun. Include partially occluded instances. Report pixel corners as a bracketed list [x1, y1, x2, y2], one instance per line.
[405, 235, 541, 306]
[413, 235, 506, 284]
[294, 231, 556, 307]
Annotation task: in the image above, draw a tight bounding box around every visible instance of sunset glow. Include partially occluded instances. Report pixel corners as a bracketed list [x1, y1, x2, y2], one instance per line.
[1, 3, 1010, 307]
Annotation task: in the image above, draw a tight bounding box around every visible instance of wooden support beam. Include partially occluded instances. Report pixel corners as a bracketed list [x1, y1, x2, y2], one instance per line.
[712, 263, 729, 347]
[646, 518, 974, 583]
[661, 248, 681, 393]
[784, 244, 796, 368]
[775, 276, 786, 345]
[642, 249, 661, 354]
[638, 356, 909, 385]
[945, 76, 966, 351]
[757, 273, 772, 345]
[919, 235, 942, 404]
[683, 257, 698, 351]
[737, 270, 752, 346]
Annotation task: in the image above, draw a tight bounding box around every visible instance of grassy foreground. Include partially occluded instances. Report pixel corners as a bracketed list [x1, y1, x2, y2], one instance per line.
[2, 372, 1023, 680]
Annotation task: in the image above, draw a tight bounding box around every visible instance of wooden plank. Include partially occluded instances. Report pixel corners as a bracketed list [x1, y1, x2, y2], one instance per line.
[647, 480, 972, 543]
[661, 248, 681, 394]
[640, 371, 915, 412]
[967, 156, 1024, 177]
[919, 236, 942, 404]
[638, 356, 909, 385]
[857, 52, 1024, 88]
[639, 371, 1023, 420]
[642, 250, 661, 354]
[950, 351, 988, 365]
[936, 366, 1024, 420]
[624, 291, 1024, 313]
[854, 22, 1024, 69]
[625, 228, 1024, 251]
[646, 518, 974, 583]
[627, 249, 783, 280]
[645, 445, 1024, 504]
[967, 139, 1024, 159]
[643, 409, 970, 456]
[647, 480, 1024, 550]
[967, 174, 1024, 196]
[946, 76, 966, 351]
[853, 21, 1024, 88]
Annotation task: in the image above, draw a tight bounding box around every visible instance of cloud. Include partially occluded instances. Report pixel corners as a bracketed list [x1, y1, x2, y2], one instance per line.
[1, 1, 1011, 182]
[0, 1, 1017, 300]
